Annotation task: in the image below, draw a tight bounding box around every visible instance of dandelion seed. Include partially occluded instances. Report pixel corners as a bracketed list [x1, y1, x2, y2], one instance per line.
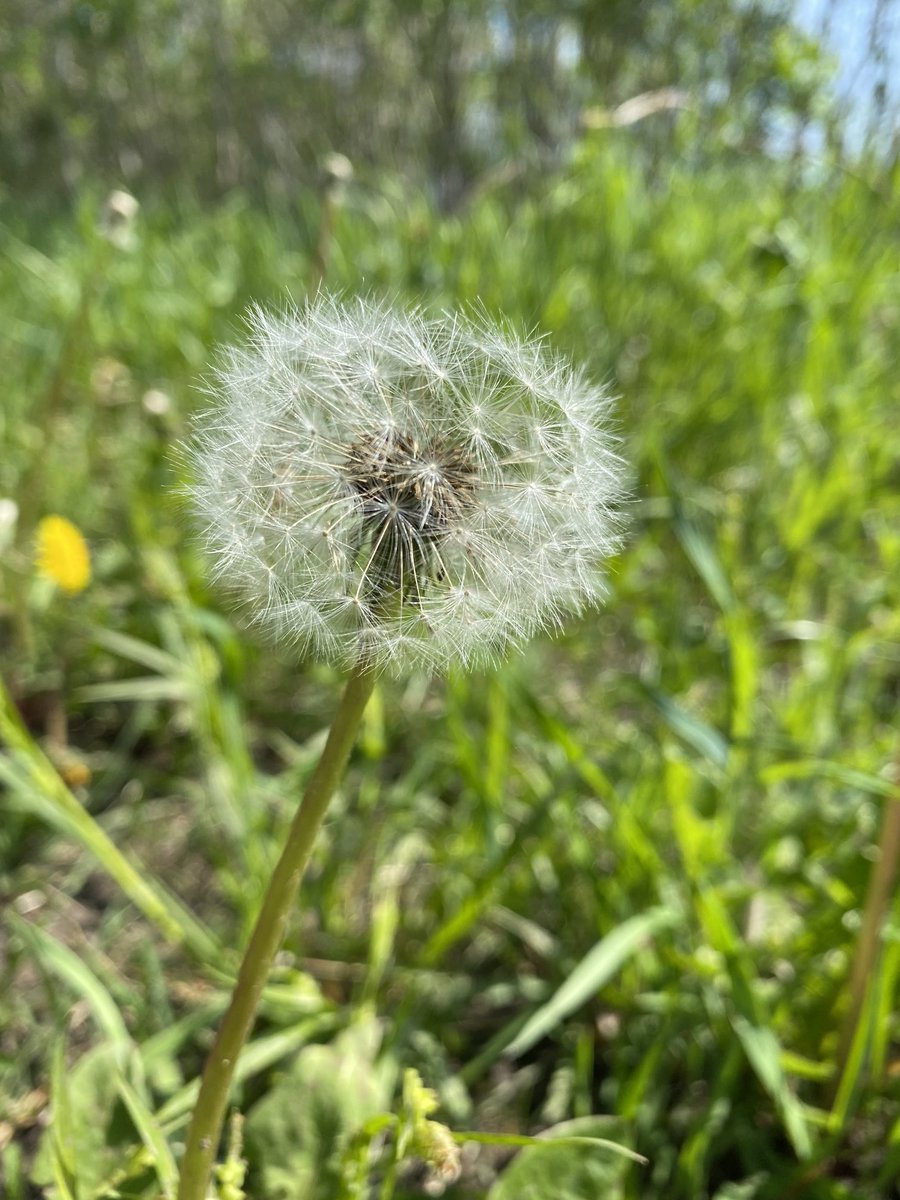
[186, 296, 625, 673]
[35, 515, 91, 595]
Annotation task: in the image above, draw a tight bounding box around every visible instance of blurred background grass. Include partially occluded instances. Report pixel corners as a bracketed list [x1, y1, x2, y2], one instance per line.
[1, 1, 899, 1197]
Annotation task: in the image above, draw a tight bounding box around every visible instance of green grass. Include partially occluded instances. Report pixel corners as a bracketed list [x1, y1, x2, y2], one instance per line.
[1, 132, 899, 1198]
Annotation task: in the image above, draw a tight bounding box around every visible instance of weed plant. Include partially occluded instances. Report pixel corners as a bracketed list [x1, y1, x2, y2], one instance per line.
[1, 132, 899, 1198]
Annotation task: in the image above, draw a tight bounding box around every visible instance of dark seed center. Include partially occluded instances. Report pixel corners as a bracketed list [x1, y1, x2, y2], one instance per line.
[341, 427, 477, 599]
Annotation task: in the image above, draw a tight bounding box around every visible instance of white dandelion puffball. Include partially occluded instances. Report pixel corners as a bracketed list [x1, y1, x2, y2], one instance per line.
[187, 296, 626, 674]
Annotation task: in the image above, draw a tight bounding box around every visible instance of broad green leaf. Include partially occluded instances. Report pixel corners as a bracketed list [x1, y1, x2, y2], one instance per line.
[33, 1045, 138, 1196]
[486, 1117, 638, 1200]
[243, 1016, 395, 1200]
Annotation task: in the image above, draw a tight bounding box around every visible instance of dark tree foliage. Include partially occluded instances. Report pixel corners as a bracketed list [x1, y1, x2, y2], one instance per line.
[0, 0, 844, 209]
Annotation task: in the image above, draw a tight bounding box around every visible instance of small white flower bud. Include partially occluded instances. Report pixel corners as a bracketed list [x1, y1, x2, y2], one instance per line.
[99, 189, 139, 249]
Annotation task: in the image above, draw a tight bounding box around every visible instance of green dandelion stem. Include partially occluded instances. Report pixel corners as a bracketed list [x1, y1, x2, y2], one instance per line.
[177, 661, 377, 1200]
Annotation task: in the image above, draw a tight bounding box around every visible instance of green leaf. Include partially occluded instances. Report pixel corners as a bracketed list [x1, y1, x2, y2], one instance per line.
[0, 680, 221, 965]
[458, 1129, 645, 1165]
[726, 960, 812, 1159]
[486, 1117, 639, 1200]
[11, 916, 131, 1058]
[243, 1016, 395, 1200]
[116, 1075, 179, 1198]
[49, 1037, 79, 1188]
[644, 686, 730, 769]
[32, 1045, 139, 1197]
[89, 625, 187, 676]
[760, 759, 898, 798]
[671, 502, 736, 614]
[75, 678, 193, 704]
[504, 908, 677, 1059]
[157, 1015, 339, 1130]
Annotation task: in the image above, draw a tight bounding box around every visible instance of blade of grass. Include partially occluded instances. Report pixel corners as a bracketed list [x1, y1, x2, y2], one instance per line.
[667, 755, 812, 1159]
[454, 1130, 647, 1166]
[727, 960, 812, 1159]
[117, 1075, 179, 1198]
[678, 1040, 742, 1191]
[12, 916, 132, 1058]
[761, 760, 897, 798]
[644, 686, 730, 770]
[0, 676, 222, 965]
[89, 625, 189, 676]
[504, 907, 677, 1059]
[525, 695, 616, 800]
[829, 790, 900, 1109]
[419, 784, 557, 967]
[49, 1037, 78, 1187]
[75, 678, 193, 703]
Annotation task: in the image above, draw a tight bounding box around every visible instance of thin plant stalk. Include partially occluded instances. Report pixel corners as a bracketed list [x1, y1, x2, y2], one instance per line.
[309, 155, 351, 290]
[177, 661, 376, 1200]
[829, 784, 900, 1107]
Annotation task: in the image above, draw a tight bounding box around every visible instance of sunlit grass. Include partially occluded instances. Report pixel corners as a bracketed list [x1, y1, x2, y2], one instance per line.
[1, 135, 898, 1197]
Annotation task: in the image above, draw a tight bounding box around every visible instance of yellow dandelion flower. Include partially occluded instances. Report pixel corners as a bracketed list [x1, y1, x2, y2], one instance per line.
[36, 515, 91, 594]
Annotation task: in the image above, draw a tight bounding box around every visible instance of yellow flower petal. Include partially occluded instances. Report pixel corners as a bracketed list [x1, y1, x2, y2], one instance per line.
[36, 515, 91, 594]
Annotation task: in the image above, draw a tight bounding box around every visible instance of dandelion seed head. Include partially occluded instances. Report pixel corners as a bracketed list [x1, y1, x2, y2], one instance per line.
[185, 295, 626, 674]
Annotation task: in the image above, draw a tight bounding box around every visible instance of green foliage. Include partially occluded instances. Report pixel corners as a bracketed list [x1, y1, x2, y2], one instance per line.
[486, 1118, 632, 1200]
[32, 1043, 161, 1198]
[0, 0, 837, 209]
[1, 92, 899, 1200]
[244, 1016, 393, 1199]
